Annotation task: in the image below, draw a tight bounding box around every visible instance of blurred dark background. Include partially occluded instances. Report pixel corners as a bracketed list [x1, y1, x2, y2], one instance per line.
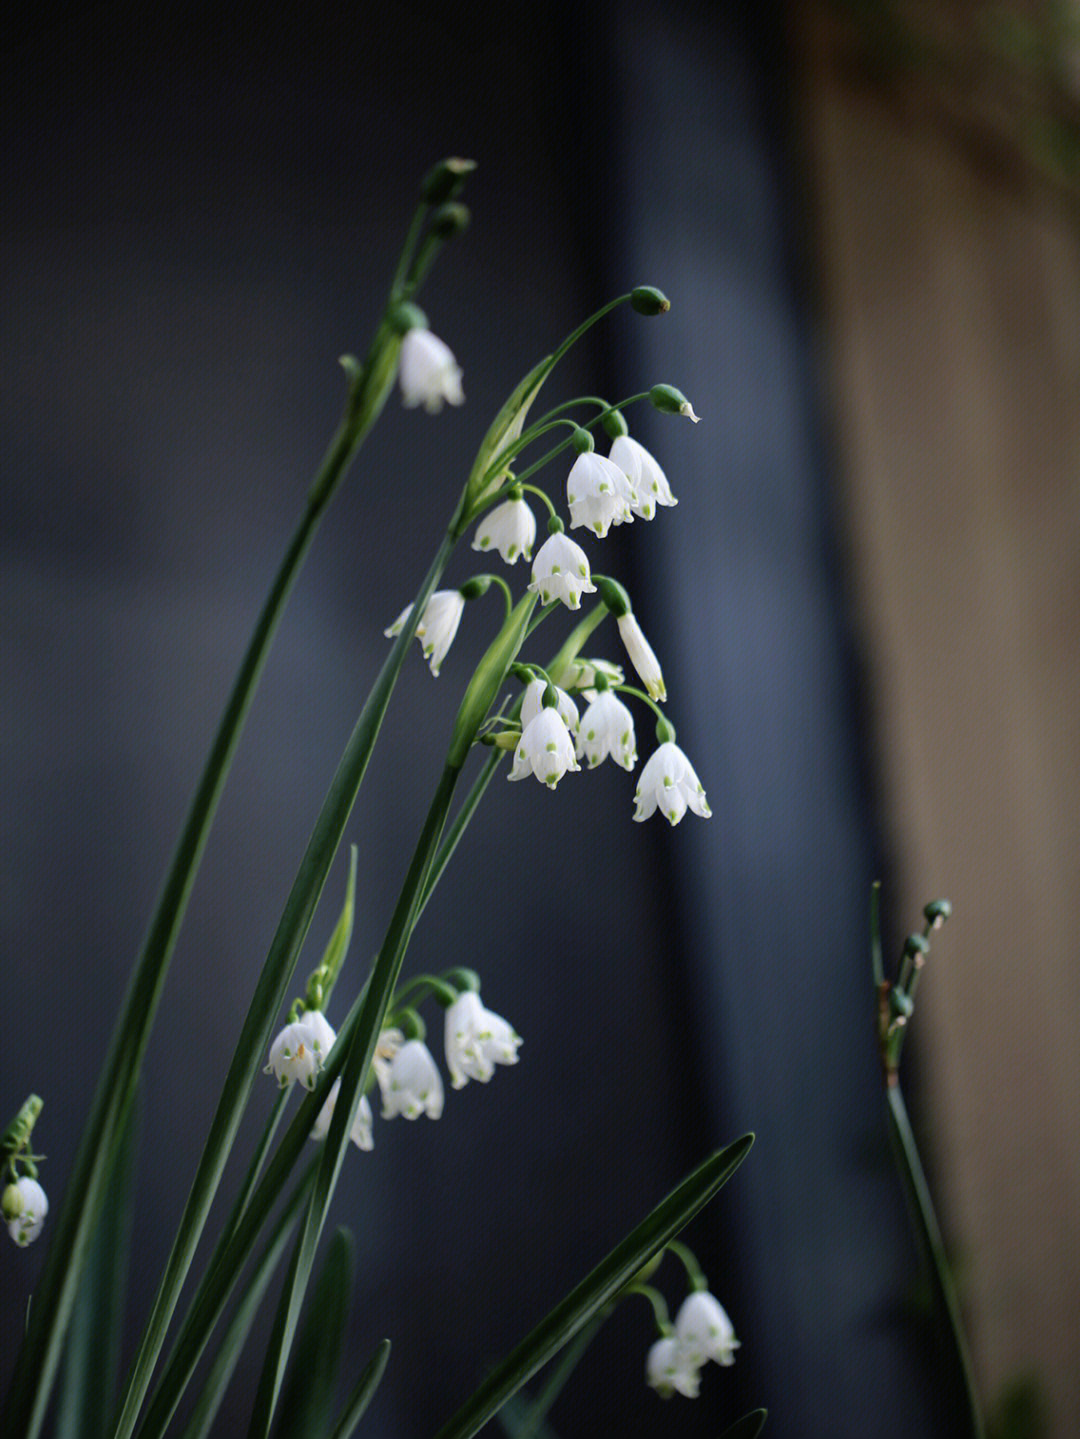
[3, 3, 1077, 1437]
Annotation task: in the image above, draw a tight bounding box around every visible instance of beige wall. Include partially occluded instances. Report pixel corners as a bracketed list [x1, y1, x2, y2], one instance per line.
[799, 15, 1080, 1437]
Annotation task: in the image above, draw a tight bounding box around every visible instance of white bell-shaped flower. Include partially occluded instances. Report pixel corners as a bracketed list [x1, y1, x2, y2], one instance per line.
[444, 990, 521, 1089]
[378, 1038, 444, 1120]
[508, 706, 580, 789]
[264, 1014, 335, 1091]
[5, 1176, 48, 1247]
[634, 741, 711, 825]
[384, 589, 465, 677]
[528, 532, 597, 610]
[520, 678, 579, 736]
[471, 496, 536, 564]
[609, 435, 677, 520]
[674, 1291, 740, 1367]
[310, 1079, 374, 1151]
[645, 1337, 702, 1399]
[398, 328, 464, 413]
[576, 690, 637, 771]
[616, 612, 666, 702]
[566, 451, 636, 538]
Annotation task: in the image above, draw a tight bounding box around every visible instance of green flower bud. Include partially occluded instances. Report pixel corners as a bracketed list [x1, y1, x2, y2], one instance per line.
[430, 202, 470, 238]
[924, 899, 952, 928]
[421, 157, 477, 205]
[571, 426, 594, 455]
[903, 934, 930, 960]
[388, 301, 429, 336]
[631, 286, 671, 316]
[889, 988, 915, 1019]
[459, 576, 492, 602]
[602, 408, 629, 439]
[594, 575, 631, 617]
[649, 384, 700, 423]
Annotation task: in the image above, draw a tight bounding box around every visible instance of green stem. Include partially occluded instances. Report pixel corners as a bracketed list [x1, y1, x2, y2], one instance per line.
[622, 1283, 672, 1334]
[886, 1083, 984, 1439]
[665, 1238, 706, 1290]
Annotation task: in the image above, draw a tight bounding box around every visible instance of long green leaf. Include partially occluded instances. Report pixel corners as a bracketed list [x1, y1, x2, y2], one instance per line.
[719, 1409, 768, 1438]
[123, 528, 457, 1439]
[267, 1228, 355, 1439]
[54, 1097, 137, 1439]
[326, 1340, 391, 1439]
[178, 1163, 317, 1439]
[434, 1135, 755, 1439]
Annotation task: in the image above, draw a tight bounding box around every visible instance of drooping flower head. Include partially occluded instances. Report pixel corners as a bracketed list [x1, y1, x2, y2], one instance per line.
[576, 689, 637, 771]
[608, 435, 677, 519]
[444, 989, 521, 1089]
[566, 451, 636, 538]
[634, 740, 711, 825]
[528, 522, 597, 611]
[384, 589, 466, 677]
[674, 1291, 740, 1367]
[310, 1079, 374, 1151]
[399, 328, 464, 413]
[508, 705, 580, 790]
[471, 492, 536, 564]
[378, 1038, 444, 1120]
[4, 1176, 48, 1247]
[616, 612, 666, 703]
[264, 1012, 336, 1091]
[645, 1337, 702, 1399]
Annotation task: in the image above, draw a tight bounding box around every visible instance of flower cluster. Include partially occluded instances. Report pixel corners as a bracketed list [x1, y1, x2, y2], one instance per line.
[646, 1291, 740, 1400]
[264, 986, 520, 1151]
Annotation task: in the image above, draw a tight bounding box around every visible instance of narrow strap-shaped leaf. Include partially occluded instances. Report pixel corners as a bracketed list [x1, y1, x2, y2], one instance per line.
[117, 527, 457, 1439]
[54, 1096, 138, 1439]
[433, 1135, 755, 1439]
[719, 1408, 768, 1438]
[496, 1393, 562, 1439]
[177, 1163, 317, 1439]
[499, 1310, 606, 1439]
[265, 1227, 355, 1439]
[326, 1339, 391, 1439]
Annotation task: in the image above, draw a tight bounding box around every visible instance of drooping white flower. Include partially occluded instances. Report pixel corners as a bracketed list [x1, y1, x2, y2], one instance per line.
[616, 612, 666, 702]
[508, 706, 580, 789]
[634, 741, 711, 825]
[645, 1337, 702, 1399]
[5, 1176, 48, 1247]
[398, 328, 464, 413]
[576, 690, 637, 771]
[528, 532, 597, 610]
[310, 1079, 374, 1151]
[384, 589, 465, 677]
[471, 496, 536, 564]
[609, 435, 677, 520]
[264, 1013, 335, 1091]
[378, 1038, 444, 1120]
[674, 1291, 740, 1367]
[444, 990, 521, 1089]
[566, 451, 636, 538]
[520, 678, 579, 736]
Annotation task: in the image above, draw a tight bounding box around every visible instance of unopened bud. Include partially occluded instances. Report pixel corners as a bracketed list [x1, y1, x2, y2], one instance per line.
[649, 384, 700, 422]
[924, 899, 952, 928]
[421, 157, 477, 205]
[631, 287, 671, 316]
[430, 202, 470, 239]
